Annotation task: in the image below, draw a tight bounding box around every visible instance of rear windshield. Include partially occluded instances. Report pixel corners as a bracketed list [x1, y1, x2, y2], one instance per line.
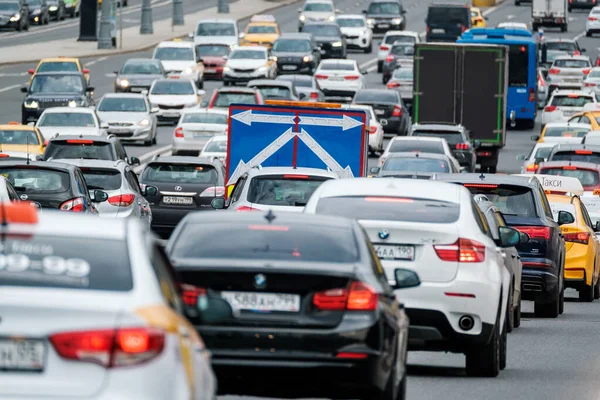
[247, 175, 331, 206]
[392, 68, 412, 80]
[544, 127, 589, 137]
[43, 142, 114, 161]
[315, 196, 460, 223]
[383, 157, 449, 173]
[463, 184, 537, 218]
[182, 112, 227, 124]
[390, 44, 414, 56]
[213, 92, 257, 107]
[196, 22, 236, 36]
[385, 34, 416, 44]
[80, 168, 122, 191]
[428, 6, 468, 24]
[142, 163, 218, 184]
[534, 146, 553, 160]
[553, 59, 590, 68]
[0, 130, 40, 145]
[0, 236, 132, 291]
[203, 139, 227, 152]
[0, 167, 70, 194]
[255, 86, 291, 99]
[354, 90, 397, 103]
[508, 44, 529, 87]
[551, 95, 594, 107]
[319, 62, 355, 71]
[540, 168, 599, 187]
[170, 223, 359, 263]
[411, 130, 463, 145]
[546, 41, 577, 52]
[550, 151, 600, 164]
[388, 140, 444, 154]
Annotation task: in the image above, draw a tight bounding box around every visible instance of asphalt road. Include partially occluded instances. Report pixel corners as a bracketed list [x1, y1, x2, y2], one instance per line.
[2, 0, 600, 398]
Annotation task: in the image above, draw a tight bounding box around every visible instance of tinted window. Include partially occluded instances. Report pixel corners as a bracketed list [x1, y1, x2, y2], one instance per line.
[247, 176, 330, 206]
[551, 151, 600, 163]
[301, 25, 340, 36]
[368, 2, 400, 14]
[229, 49, 266, 60]
[153, 47, 194, 61]
[383, 157, 450, 172]
[38, 112, 96, 127]
[303, 2, 333, 11]
[37, 62, 79, 73]
[98, 97, 147, 112]
[463, 185, 537, 218]
[508, 44, 529, 87]
[80, 168, 122, 190]
[255, 86, 291, 99]
[287, 77, 313, 87]
[247, 25, 277, 34]
[551, 95, 594, 107]
[0, 2, 20, 10]
[121, 61, 162, 75]
[390, 44, 414, 56]
[411, 130, 463, 145]
[30, 75, 83, 94]
[546, 41, 577, 52]
[203, 139, 227, 152]
[0, 236, 132, 291]
[196, 22, 236, 36]
[384, 34, 416, 44]
[388, 140, 444, 154]
[196, 44, 230, 57]
[182, 112, 227, 124]
[0, 167, 70, 194]
[0, 130, 40, 145]
[355, 90, 397, 103]
[44, 142, 114, 160]
[213, 92, 257, 107]
[428, 7, 468, 23]
[392, 68, 413, 80]
[170, 223, 359, 262]
[319, 62, 355, 71]
[541, 168, 599, 187]
[142, 163, 218, 184]
[554, 59, 589, 68]
[544, 127, 588, 137]
[151, 81, 195, 95]
[272, 39, 311, 52]
[588, 69, 600, 78]
[337, 18, 365, 27]
[315, 196, 460, 223]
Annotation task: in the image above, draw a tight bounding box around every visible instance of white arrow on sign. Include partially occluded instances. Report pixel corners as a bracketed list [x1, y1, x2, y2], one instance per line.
[299, 114, 363, 131]
[297, 129, 354, 178]
[231, 110, 296, 126]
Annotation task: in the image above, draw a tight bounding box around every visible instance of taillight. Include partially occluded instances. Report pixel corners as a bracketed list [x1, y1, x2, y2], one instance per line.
[180, 284, 207, 306]
[107, 194, 135, 207]
[368, 126, 377, 135]
[455, 143, 469, 150]
[545, 105, 557, 112]
[199, 186, 225, 197]
[385, 55, 394, 62]
[314, 74, 328, 80]
[313, 281, 378, 311]
[309, 92, 319, 99]
[174, 127, 184, 138]
[585, 82, 597, 87]
[526, 164, 538, 172]
[59, 197, 85, 212]
[574, 50, 580, 56]
[236, 205, 259, 211]
[513, 226, 551, 240]
[564, 232, 589, 244]
[392, 105, 402, 116]
[529, 87, 535, 102]
[387, 81, 400, 88]
[433, 238, 486, 263]
[548, 68, 560, 74]
[589, 17, 598, 21]
[583, 69, 592, 75]
[379, 45, 389, 51]
[345, 75, 360, 80]
[460, 25, 466, 33]
[522, 261, 552, 268]
[50, 328, 164, 368]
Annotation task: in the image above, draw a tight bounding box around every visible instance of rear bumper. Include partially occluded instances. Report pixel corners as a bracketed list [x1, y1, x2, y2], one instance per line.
[564, 246, 595, 287]
[425, 34, 460, 43]
[150, 205, 211, 237]
[532, 17, 567, 26]
[380, 117, 402, 133]
[521, 262, 560, 303]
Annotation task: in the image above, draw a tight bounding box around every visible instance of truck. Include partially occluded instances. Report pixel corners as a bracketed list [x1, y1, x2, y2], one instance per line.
[532, 0, 568, 32]
[412, 42, 508, 173]
[225, 101, 369, 194]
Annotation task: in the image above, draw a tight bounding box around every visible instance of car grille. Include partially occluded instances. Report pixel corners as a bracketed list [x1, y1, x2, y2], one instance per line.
[36, 99, 71, 108]
[109, 122, 134, 127]
[204, 63, 220, 67]
[318, 42, 332, 50]
[233, 68, 255, 73]
[278, 56, 302, 63]
[345, 35, 359, 39]
[167, 70, 182, 75]
[129, 80, 149, 86]
[158, 104, 184, 110]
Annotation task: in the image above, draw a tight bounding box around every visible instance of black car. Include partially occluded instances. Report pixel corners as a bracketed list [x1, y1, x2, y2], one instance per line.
[46, 0, 64, 20]
[409, 123, 477, 172]
[26, 0, 49, 24]
[370, 152, 459, 178]
[425, 3, 471, 42]
[114, 58, 166, 93]
[433, 173, 567, 318]
[247, 79, 299, 101]
[353, 89, 410, 135]
[21, 72, 94, 124]
[42, 135, 140, 166]
[271, 33, 321, 75]
[140, 155, 225, 239]
[546, 144, 600, 164]
[569, 0, 596, 11]
[363, 0, 406, 35]
[300, 22, 347, 59]
[0, 0, 29, 31]
[277, 74, 324, 101]
[0, 160, 108, 212]
[166, 210, 414, 399]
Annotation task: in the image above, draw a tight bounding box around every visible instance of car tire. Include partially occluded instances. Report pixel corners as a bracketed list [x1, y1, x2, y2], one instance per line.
[561, 23, 567, 32]
[24, 20, 29, 30]
[594, 275, 600, 300]
[587, 30, 592, 37]
[143, 137, 152, 146]
[534, 295, 559, 318]
[499, 317, 507, 371]
[559, 277, 565, 314]
[513, 294, 521, 328]
[515, 0, 520, 4]
[579, 282, 594, 302]
[506, 287, 514, 333]
[465, 315, 500, 377]
[44, 15, 49, 24]
[16, 20, 21, 31]
[364, 40, 372, 54]
[377, 60, 383, 73]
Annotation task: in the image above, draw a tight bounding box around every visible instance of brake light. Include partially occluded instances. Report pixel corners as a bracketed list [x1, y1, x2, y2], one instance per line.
[199, 186, 225, 197]
[345, 75, 360, 80]
[50, 327, 164, 368]
[433, 238, 486, 263]
[568, 93, 581, 98]
[174, 127, 184, 138]
[313, 281, 378, 311]
[576, 150, 593, 154]
[309, 92, 319, 99]
[379, 45, 389, 51]
[180, 284, 207, 306]
[589, 17, 598, 21]
[283, 174, 309, 179]
[392, 105, 402, 117]
[314, 74, 328, 80]
[526, 164, 538, 172]
[562, 165, 578, 170]
[336, 352, 368, 359]
[66, 139, 94, 144]
[548, 68, 560, 74]
[236, 205, 259, 211]
[369, 126, 377, 135]
[59, 197, 85, 212]
[27, 68, 34, 74]
[522, 261, 552, 268]
[107, 194, 135, 207]
[585, 82, 597, 87]
[564, 232, 589, 244]
[385, 55, 394, 62]
[460, 25, 466, 33]
[513, 226, 551, 240]
[455, 143, 469, 150]
[463, 183, 498, 188]
[584, 69, 591, 75]
[529, 87, 535, 102]
[387, 81, 400, 88]
[545, 105, 557, 112]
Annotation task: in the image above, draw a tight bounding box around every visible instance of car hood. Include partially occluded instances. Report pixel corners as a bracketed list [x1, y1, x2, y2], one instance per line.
[148, 94, 197, 105]
[301, 11, 334, 20]
[225, 59, 266, 69]
[366, 13, 400, 18]
[340, 27, 367, 35]
[37, 126, 102, 140]
[159, 60, 196, 72]
[97, 111, 150, 123]
[194, 36, 238, 46]
[118, 74, 163, 84]
[199, 56, 226, 65]
[26, 93, 85, 101]
[314, 35, 342, 43]
[0, 10, 17, 17]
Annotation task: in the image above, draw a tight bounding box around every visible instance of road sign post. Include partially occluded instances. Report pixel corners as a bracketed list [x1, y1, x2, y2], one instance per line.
[78, 0, 98, 41]
[218, 0, 229, 14]
[173, 0, 184, 25]
[97, 0, 114, 48]
[140, 0, 153, 34]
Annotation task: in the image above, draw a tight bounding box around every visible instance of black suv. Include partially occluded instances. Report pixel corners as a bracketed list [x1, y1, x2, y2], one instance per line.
[547, 143, 600, 164]
[271, 33, 321, 75]
[409, 123, 477, 172]
[300, 22, 346, 59]
[0, 160, 108, 212]
[42, 135, 140, 166]
[425, 3, 471, 42]
[0, 0, 29, 30]
[363, 0, 406, 34]
[21, 72, 94, 124]
[433, 173, 567, 318]
[139, 155, 225, 239]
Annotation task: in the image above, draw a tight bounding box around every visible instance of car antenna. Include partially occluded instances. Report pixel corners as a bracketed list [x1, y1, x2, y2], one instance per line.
[264, 209, 276, 224]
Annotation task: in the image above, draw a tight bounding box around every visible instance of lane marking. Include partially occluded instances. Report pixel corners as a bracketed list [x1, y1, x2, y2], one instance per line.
[574, 31, 587, 40]
[84, 56, 108, 67]
[0, 84, 22, 93]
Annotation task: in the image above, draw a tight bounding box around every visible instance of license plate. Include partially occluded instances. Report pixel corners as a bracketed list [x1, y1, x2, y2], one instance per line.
[163, 111, 180, 117]
[432, 28, 445, 33]
[192, 131, 212, 137]
[282, 65, 297, 70]
[221, 291, 300, 312]
[562, 111, 575, 116]
[320, 50, 326, 54]
[565, 79, 580, 83]
[375, 109, 385, 115]
[109, 128, 130, 133]
[0, 339, 45, 371]
[204, 68, 216, 73]
[130, 87, 145, 93]
[375, 244, 415, 260]
[329, 77, 343, 81]
[378, 23, 390, 28]
[163, 196, 193, 205]
[169, 75, 180, 79]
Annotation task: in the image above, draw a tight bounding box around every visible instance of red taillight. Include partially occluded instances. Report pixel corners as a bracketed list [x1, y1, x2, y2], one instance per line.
[529, 87, 535, 102]
[50, 328, 164, 368]
[583, 69, 592, 75]
[523, 261, 552, 268]
[59, 197, 84, 212]
[66, 139, 94, 144]
[576, 149, 593, 154]
[345, 75, 360, 80]
[199, 186, 225, 197]
[562, 165, 578, 170]
[236, 205, 259, 211]
[174, 127, 184, 138]
[564, 231, 589, 244]
[455, 143, 469, 150]
[460, 25, 466, 33]
[548, 68, 560, 74]
[180, 284, 207, 306]
[464, 183, 498, 188]
[313, 281, 378, 311]
[368, 126, 377, 135]
[309, 92, 319, 99]
[385, 55, 394, 62]
[526, 164, 538, 172]
[513, 226, 551, 240]
[107, 194, 135, 207]
[589, 17, 598, 21]
[336, 352, 368, 359]
[433, 238, 486, 263]
[545, 105, 557, 112]
[314, 74, 328, 80]
[387, 81, 400, 88]
[379, 45, 389, 51]
[585, 82, 597, 87]
[392, 105, 402, 117]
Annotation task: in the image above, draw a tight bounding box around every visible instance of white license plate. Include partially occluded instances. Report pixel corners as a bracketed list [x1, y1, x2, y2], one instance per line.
[221, 291, 300, 312]
[130, 87, 145, 92]
[204, 68, 216, 73]
[565, 79, 580, 83]
[432, 28, 445, 33]
[192, 132, 212, 137]
[282, 65, 297, 70]
[375, 244, 415, 260]
[0, 339, 45, 371]
[562, 110, 575, 116]
[378, 23, 390, 28]
[163, 196, 193, 205]
[109, 128, 130, 133]
[329, 77, 343, 81]
[163, 111, 180, 117]
[375, 109, 385, 115]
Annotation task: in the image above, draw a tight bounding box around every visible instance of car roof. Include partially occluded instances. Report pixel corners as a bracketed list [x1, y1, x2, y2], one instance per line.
[391, 136, 446, 143]
[41, 107, 96, 113]
[412, 123, 463, 131]
[554, 55, 590, 61]
[305, 0, 334, 3]
[30, 71, 84, 77]
[545, 121, 591, 128]
[48, 134, 112, 142]
[277, 74, 313, 81]
[433, 172, 539, 188]
[371, 0, 401, 3]
[538, 160, 600, 170]
[551, 90, 593, 96]
[321, 59, 356, 65]
[216, 87, 258, 93]
[247, 166, 340, 178]
[0, 159, 77, 171]
[152, 78, 194, 84]
[156, 41, 194, 48]
[206, 135, 227, 142]
[386, 152, 451, 160]
[430, 2, 468, 7]
[124, 58, 160, 63]
[385, 30, 419, 37]
[183, 107, 228, 115]
[39, 57, 80, 62]
[248, 79, 294, 89]
[545, 38, 577, 43]
[49, 158, 127, 170]
[101, 93, 147, 99]
[149, 155, 222, 166]
[303, 21, 339, 27]
[277, 33, 312, 40]
[551, 143, 600, 151]
[0, 124, 36, 131]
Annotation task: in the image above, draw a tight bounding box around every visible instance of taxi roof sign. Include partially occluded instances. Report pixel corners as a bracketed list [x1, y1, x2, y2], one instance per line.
[264, 100, 342, 108]
[513, 174, 584, 196]
[251, 14, 276, 22]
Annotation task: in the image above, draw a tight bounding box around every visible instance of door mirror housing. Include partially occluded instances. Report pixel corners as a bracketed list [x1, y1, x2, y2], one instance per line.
[201, 100, 209, 108]
[100, 123, 109, 129]
[130, 156, 141, 166]
[531, 135, 540, 141]
[91, 189, 109, 203]
[360, 69, 368, 75]
[20, 85, 28, 93]
[197, 89, 206, 97]
[86, 86, 95, 92]
[393, 268, 421, 289]
[188, 32, 194, 39]
[142, 185, 158, 197]
[582, 48, 587, 53]
[150, 107, 159, 113]
[211, 197, 226, 210]
[239, 32, 245, 38]
[473, 139, 481, 149]
[516, 154, 527, 160]
[595, 221, 600, 233]
[498, 226, 521, 248]
[557, 210, 575, 226]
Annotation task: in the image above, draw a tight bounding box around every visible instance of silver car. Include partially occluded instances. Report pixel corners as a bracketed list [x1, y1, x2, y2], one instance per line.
[52, 158, 152, 223]
[172, 108, 228, 156]
[298, 0, 337, 30]
[386, 67, 413, 106]
[199, 134, 227, 163]
[546, 55, 593, 92]
[96, 93, 158, 146]
[583, 66, 600, 99]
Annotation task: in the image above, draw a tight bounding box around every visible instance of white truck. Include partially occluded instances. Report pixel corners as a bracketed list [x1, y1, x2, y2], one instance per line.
[532, 0, 568, 32]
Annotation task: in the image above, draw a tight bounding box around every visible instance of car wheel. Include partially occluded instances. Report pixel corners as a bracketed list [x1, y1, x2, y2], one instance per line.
[152, 132, 157, 145]
[44, 14, 49, 24]
[506, 287, 514, 333]
[579, 282, 594, 302]
[465, 315, 500, 377]
[24, 19, 29, 30]
[559, 277, 565, 314]
[360, 354, 402, 400]
[587, 30, 592, 37]
[16, 20, 21, 31]
[594, 274, 600, 300]
[499, 317, 507, 371]
[364, 40, 372, 54]
[377, 60, 383, 73]
[561, 23, 567, 32]
[534, 295, 559, 318]
[513, 294, 521, 328]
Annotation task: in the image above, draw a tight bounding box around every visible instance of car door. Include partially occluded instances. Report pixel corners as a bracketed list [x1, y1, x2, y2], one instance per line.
[227, 174, 247, 208]
[74, 169, 98, 214]
[578, 199, 600, 280]
[125, 167, 151, 223]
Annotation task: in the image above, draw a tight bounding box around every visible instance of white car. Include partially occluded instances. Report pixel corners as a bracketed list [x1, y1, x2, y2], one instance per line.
[303, 178, 511, 377]
[517, 142, 556, 173]
[583, 130, 600, 146]
[152, 41, 204, 88]
[222, 46, 278, 85]
[96, 93, 158, 146]
[298, 0, 337, 30]
[582, 66, 600, 98]
[148, 79, 203, 125]
[200, 134, 227, 163]
[35, 107, 107, 141]
[379, 136, 461, 171]
[586, 6, 600, 37]
[377, 30, 420, 72]
[344, 103, 384, 153]
[193, 18, 239, 47]
[172, 108, 228, 156]
[314, 59, 365, 101]
[541, 90, 596, 126]
[546, 55, 593, 92]
[336, 14, 373, 53]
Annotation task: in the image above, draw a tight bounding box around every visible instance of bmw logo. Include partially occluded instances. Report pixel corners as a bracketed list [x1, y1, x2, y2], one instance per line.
[379, 229, 390, 240]
[254, 273, 267, 289]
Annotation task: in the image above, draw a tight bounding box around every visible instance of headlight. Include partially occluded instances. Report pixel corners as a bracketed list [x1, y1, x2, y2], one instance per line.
[68, 100, 77, 107]
[24, 100, 38, 109]
[299, 15, 306, 21]
[303, 55, 313, 62]
[328, 15, 335, 21]
[9, 14, 20, 21]
[258, 66, 267, 72]
[367, 18, 374, 25]
[117, 78, 129, 87]
[182, 67, 193, 75]
[223, 66, 231, 72]
[332, 41, 342, 47]
[49, 6, 57, 10]
[392, 18, 402, 25]
[360, 29, 367, 36]
[138, 119, 150, 126]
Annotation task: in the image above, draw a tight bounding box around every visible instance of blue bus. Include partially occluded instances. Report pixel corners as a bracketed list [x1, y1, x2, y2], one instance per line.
[458, 28, 538, 129]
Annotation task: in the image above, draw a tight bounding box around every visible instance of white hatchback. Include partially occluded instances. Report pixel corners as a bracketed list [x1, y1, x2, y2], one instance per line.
[517, 142, 556, 173]
[35, 107, 107, 141]
[377, 30, 420, 72]
[541, 90, 596, 125]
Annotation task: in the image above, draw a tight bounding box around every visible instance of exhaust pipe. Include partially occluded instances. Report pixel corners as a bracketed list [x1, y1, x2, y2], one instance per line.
[458, 315, 475, 331]
[524, 283, 543, 292]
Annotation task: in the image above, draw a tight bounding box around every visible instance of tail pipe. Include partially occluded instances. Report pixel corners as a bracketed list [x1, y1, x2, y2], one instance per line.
[458, 315, 475, 331]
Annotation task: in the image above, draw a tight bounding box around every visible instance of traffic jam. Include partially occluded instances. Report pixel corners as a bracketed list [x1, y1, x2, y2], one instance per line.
[4, 0, 600, 398]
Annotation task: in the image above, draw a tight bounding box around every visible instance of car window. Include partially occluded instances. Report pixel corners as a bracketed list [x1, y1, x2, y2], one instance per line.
[546, 41, 577, 52]
[384, 34, 415, 44]
[6, 181, 18, 201]
[196, 44, 230, 57]
[153, 47, 194, 61]
[254, 86, 291, 99]
[303, 2, 333, 11]
[98, 97, 148, 112]
[44, 141, 114, 161]
[301, 25, 340, 36]
[368, 2, 400, 14]
[204, 138, 227, 152]
[230, 175, 246, 203]
[125, 170, 141, 194]
[550, 95, 594, 107]
[142, 163, 219, 184]
[151, 81, 195, 95]
[472, 201, 491, 236]
[247, 175, 331, 206]
[37, 62, 79, 73]
[319, 62, 355, 71]
[0, 129, 40, 145]
[337, 18, 365, 27]
[382, 157, 450, 172]
[537, 185, 554, 220]
[392, 68, 413, 80]
[29, 75, 83, 94]
[213, 92, 257, 107]
[247, 25, 277, 34]
[38, 112, 96, 127]
[580, 201, 595, 229]
[80, 167, 122, 191]
[229, 49, 267, 60]
[272, 39, 311, 52]
[390, 44, 414, 56]
[121, 61, 162, 75]
[544, 127, 588, 137]
[411, 130, 463, 145]
[540, 167, 599, 187]
[463, 184, 538, 218]
[428, 6, 468, 23]
[0, 167, 70, 194]
[196, 22, 236, 36]
[388, 140, 444, 154]
[553, 59, 590, 68]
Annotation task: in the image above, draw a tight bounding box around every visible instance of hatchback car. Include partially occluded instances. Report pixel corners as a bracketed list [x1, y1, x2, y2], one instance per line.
[546, 56, 593, 93]
[353, 89, 410, 135]
[247, 79, 299, 101]
[277, 74, 324, 101]
[382, 42, 414, 84]
[314, 59, 365, 102]
[204, 87, 264, 109]
[113, 58, 166, 93]
[425, 3, 471, 42]
[541, 90, 596, 126]
[172, 108, 228, 156]
[148, 79, 202, 125]
[42, 135, 140, 166]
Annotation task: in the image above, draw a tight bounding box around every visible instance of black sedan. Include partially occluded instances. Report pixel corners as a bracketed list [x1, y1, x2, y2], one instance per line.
[300, 22, 347, 59]
[0, 0, 29, 31]
[114, 58, 166, 93]
[166, 209, 415, 400]
[26, 0, 49, 24]
[363, 0, 406, 35]
[353, 89, 410, 135]
[272, 33, 321, 75]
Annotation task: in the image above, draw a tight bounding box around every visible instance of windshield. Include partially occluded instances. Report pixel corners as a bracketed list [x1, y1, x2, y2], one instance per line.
[385, 34, 415, 44]
[541, 168, 600, 187]
[142, 163, 218, 184]
[38, 112, 96, 127]
[182, 112, 227, 124]
[390, 44, 414, 56]
[255, 86, 291, 99]
[98, 97, 147, 112]
[247, 176, 331, 206]
[367, 2, 400, 14]
[0, 2, 20, 11]
[203, 139, 227, 152]
[150, 81, 195, 95]
[272, 39, 311, 52]
[80, 168, 122, 190]
[388, 140, 444, 154]
[213, 92, 256, 107]
[551, 95, 594, 107]
[229, 49, 266, 60]
[428, 7, 467, 23]
[247, 25, 277, 34]
[551, 151, 600, 163]
[588, 69, 600, 78]
[37, 62, 79, 73]
[196, 22, 236, 36]
[464, 185, 537, 218]
[30, 75, 83, 94]
[43, 142, 113, 161]
[301, 25, 339, 36]
[196, 44, 230, 57]
[121, 61, 162, 75]
[355, 90, 397, 103]
[544, 127, 588, 138]
[554, 59, 590, 68]
[392, 68, 412, 79]
[0, 130, 40, 145]
[411, 131, 463, 145]
[303, 2, 333, 11]
[337, 18, 365, 27]
[382, 157, 450, 172]
[153, 47, 193, 61]
[546, 41, 578, 52]
[0, 168, 70, 194]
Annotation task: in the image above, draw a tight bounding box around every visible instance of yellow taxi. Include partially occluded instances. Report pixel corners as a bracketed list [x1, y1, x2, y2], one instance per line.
[567, 103, 600, 130]
[28, 57, 90, 85]
[0, 122, 45, 159]
[240, 15, 280, 49]
[470, 7, 487, 28]
[533, 122, 590, 143]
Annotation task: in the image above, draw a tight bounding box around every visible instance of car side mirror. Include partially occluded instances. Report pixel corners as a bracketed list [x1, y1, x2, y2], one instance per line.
[20, 85, 28, 93]
[473, 140, 481, 149]
[335, 8, 340, 13]
[188, 293, 234, 324]
[582, 48, 587, 53]
[401, 9, 406, 14]
[362, 9, 367, 13]
[113, 70, 119, 75]
[142, 185, 157, 196]
[211, 197, 226, 210]
[531, 135, 540, 141]
[557, 210, 575, 226]
[498, 226, 520, 248]
[188, 32, 194, 39]
[484, 16, 489, 20]
[130, 156, 140, 166]
[297, 8, 301, 12]
[222, 55, 228, 60]
[91, 189, 109, 203]
[519, 231, 530, 244]
[197, 89, 206, 96]
[516, 154, 527, 160]
[360, 69, 368, 75]
[100, 123, 109, 129]
[595, 221, 600, 233]
[393, 268, 421, 289]
[369, 166, 380, 174]
[150, 107, 159, 113]
[239, 33, 245, 38]
[28, 68, 35, 74]
[35, 155, 43, 160]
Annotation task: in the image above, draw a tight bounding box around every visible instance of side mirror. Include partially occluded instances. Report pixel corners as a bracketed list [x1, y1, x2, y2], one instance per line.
[239, 33, 245, 38]
[20, 85, 28, 93]
[86, 86, 95, 92]
[557, 210, 575, 226]
[369, 166, 380, 174]
[401, 9, 406, 14]
[211, 197, 226, 209]
[484, 16, 489, 20]
[582, 48, 587, 53]
[191, 294, 234, 324]
[519, 231, 530, 244]
[92, 189, 109, 203]
[360, 69, 368, 75]
[82, 68, 90, 74]
[100, 122, 109, 129]
[531, 135, 540, 141]
[595, 221, 600, 233]
[335, 8, 340, 13]
[27, 122, 35, 127]
[222, 55, 228, 60]
[393, 268, 421, 289]
[113, 70, 119, 75]
[498, 226, 520, 248]
[516, 154, 527, 160]
[362, 9, 367, 13]
[142, 185, 158, 196]
[150, 107, 159, 113]
[188, 32, 194, 39]
[297, 8, 301, 12]
[473, 139, 481, 149]
[130, 156, 141, 166]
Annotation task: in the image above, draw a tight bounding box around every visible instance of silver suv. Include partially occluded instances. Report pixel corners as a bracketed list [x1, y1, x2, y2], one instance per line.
[298, 0, 338, 31]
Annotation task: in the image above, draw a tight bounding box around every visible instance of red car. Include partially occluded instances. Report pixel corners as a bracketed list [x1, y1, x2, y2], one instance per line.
[196, 44, 230, 80]
[537, 160, 600, 194]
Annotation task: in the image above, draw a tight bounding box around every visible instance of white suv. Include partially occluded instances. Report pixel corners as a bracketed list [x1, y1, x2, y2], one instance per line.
[541, 90, 596, 126]
[303, 177, 513, 377]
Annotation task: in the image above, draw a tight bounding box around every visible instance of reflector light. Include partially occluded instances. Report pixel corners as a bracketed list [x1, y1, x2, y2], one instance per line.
[563, 231, 589, 244]
[444, 292, 476, 298]
[283, 174, 310, 179]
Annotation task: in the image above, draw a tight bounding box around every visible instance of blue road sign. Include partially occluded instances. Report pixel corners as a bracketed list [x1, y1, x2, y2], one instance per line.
[225, 104, 368, 187]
